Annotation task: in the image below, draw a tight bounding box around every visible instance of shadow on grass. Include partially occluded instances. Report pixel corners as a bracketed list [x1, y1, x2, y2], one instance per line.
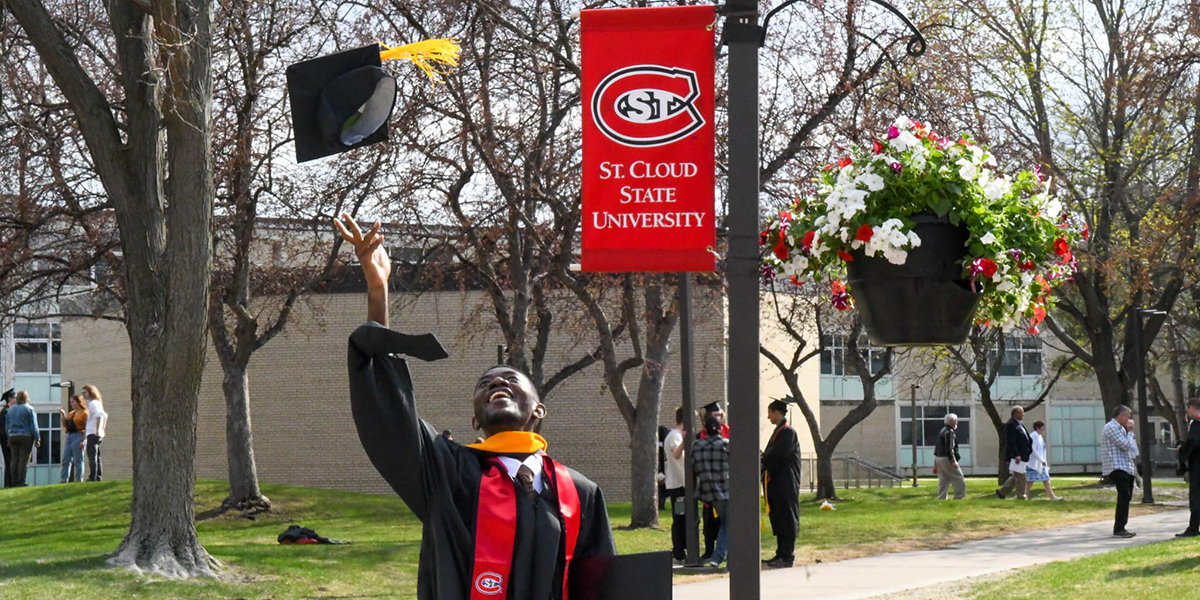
[2, 555, 111, 579]
[1108, 554, 1200, 580]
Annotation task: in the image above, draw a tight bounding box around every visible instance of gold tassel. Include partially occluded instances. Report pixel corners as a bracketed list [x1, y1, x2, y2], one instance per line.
[379, 38, 461, 82]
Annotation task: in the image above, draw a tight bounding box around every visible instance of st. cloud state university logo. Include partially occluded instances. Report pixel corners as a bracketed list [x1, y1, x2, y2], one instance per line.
[591, 65, 705, 147]
[474, 571, 504, 596]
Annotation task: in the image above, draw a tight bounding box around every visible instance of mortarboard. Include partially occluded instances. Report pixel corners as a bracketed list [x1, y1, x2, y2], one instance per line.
[768, 399, 790, 414]
[1, 388, 13, 402]
[702, 401, 721, 414]
[287, 39, 460, 163]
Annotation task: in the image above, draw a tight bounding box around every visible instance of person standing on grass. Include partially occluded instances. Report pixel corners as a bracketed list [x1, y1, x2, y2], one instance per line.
[82, 385, 107, 482]
[1176, 399, 1200, 538]
[694, 415, 730, 568]
[1, 389, 13, 488]
[335, 214, 615, 600]
[5, 391, 40, 487]
[997, 406, 1032, 500]
[59, 395, 88, 483]
[1102, 405, 1139, 538]
[697, 401, 728, 561]
[1024, 421, 1062, 501]
[664, 407, 689, 565]
[934, 413, 966, 501]
[761, 399, 801, 569]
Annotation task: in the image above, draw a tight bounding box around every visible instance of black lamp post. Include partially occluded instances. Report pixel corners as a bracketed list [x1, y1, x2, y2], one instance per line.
[50, 380, 75, 401]
[717, 1, 924, 597]
[1133, 308, 1166, 505]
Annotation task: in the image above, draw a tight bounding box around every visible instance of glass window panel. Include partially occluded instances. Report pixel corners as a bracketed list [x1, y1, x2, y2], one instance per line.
[52, 340, 61, 375]
[1022, 336, 1040, 350]
[923, 420, 943, 446]
[37, 413, 49, 428]
[901, 406, 913, 419]
[926, 407, 948, 419]
[1000, 350, 1021, 376]
[833, 349, 844, 376]
[956, 424, 971, 445]
[1075, 446, 1099, 463]
[14, 323, 50, 338]
[820, 349, 833, 375]
[951, 406, 971, 419]
[1023, 351, 1042, 375]
[52, 414, 61, 428]
[15, 341, 48, 373]
[901, 420, 916, 445]
[1077, 424, 1097, 445]
[51, 323, 61, 338]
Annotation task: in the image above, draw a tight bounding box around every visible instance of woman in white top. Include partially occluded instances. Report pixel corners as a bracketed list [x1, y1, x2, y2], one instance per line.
[1025, 420, 1063, 500]
[82, 384, 108, 482]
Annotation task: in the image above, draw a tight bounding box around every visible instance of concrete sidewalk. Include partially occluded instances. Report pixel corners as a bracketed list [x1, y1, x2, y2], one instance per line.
[673, 509, 1189, 600]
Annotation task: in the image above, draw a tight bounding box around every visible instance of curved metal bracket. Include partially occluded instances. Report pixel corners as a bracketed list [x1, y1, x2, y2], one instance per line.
[759, 0, 926, 57]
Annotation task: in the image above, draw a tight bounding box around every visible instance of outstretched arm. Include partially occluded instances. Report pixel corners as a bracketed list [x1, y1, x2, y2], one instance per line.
[334, 213, 391, 326]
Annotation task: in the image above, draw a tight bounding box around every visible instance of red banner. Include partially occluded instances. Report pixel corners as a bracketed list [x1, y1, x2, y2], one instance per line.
[581, 6, 716, 272]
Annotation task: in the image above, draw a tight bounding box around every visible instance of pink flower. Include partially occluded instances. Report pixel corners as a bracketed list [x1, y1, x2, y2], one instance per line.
[1034, 165, 1045, 183]
[761, 264, 776, 285]
[890, 162, 903, 175]
[887, 126, 900, 140]
[831, 281, 853, 311]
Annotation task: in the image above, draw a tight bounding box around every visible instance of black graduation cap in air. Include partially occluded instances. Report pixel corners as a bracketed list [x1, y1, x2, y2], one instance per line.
[1, 388, 13, 402]
[702, 402, 721, 414]
[287, 44, 398, 163]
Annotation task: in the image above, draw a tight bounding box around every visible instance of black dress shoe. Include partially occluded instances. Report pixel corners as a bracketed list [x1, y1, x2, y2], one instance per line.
[995, 490, 1005, 499]
[761, 556, 778, 565]
[1176, 530, 1200, 538]
[1114, 530, 1136, 538]
[765, 558, 794, 569]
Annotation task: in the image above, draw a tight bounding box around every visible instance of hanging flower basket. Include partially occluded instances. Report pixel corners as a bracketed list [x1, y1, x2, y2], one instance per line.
[761, 117, 1085, 346]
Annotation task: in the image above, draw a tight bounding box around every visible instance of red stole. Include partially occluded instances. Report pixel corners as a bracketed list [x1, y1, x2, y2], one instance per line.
[471, 455, 581, 600]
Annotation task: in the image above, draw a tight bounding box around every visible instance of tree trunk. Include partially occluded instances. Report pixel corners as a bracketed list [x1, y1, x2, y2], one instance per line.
[628, 324, 673, 528]
[996, 433, 1009, 485]
[814, 443, 837, 501]
[221, 363, 269, 512]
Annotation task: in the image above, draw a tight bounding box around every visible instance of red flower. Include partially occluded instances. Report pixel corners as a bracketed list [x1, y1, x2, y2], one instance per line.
[872, 139, 884, 154]
[778, 210, 793, 222]
[838, 250, 854, 262]
[1031, 306, 1047, 326]
[773, 240, 789, 262]
[970, 258, 998, 279]
[913, 121, 924, 130]
[855, 224, 874, 242]
[1019, 261, 1036, 271]
[824, 163, 835, 172]
[801, 231, 815, 251]
[838, 157, 853, 168]
[832, 281, 847, 294]
[831, 281, 852, 311]
[790, 275, 803, 287]
[1082, 223, 1089, 241]
[1053, 238, 1070, 256]
[760, 230, 770, 246]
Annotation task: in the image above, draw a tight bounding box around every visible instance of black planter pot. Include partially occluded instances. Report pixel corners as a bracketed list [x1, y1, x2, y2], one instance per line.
[846, 213, 981, 347]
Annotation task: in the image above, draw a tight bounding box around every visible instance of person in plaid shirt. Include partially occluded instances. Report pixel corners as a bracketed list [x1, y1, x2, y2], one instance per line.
[693, 415, 730, 567]
[1101, 405, 1140, 538]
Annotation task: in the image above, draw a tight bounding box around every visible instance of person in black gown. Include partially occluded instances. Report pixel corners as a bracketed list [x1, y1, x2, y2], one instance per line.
[761, 399, 801, 568]
[335, 214, 616, 600]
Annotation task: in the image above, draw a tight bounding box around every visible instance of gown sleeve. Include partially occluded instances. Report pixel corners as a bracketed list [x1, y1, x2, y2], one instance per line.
[348, 321, 453, 522]
[577, 484, 617, 558]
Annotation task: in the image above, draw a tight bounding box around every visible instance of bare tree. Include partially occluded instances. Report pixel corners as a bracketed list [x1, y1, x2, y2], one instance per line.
[5, 0, 218, 577]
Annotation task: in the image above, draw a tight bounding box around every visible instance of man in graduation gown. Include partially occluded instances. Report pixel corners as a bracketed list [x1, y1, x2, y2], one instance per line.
[336, 214, 617, 600]
[761, 399, 801, 569]
[1177, 399, 1200, 538]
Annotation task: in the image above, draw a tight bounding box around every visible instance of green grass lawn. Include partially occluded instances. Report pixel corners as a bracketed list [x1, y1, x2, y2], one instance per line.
[964, 536, 1200, 599]
[0, 476, 1180, 599]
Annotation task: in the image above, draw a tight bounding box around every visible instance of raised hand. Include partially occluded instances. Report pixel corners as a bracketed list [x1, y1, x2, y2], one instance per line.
[333, 212, 391, 292]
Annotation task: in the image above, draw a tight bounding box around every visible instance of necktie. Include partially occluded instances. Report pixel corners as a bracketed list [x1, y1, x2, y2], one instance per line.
[516, 464, 537, 499]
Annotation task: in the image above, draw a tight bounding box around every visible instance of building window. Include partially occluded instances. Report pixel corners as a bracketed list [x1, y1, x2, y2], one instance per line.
[982, 334, 1043, 377]
[35, 411, 62, 467]
[901, 405, 972, 447]
[14, 322, 61, 375]
[820, 334, 886, 376]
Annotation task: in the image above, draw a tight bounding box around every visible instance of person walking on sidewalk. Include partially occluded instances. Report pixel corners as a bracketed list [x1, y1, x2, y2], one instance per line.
[694, 416, 730, 568]
[934, 413, 966, 500]
[761, 399, 801, 568]
[1176, 399, 1200, 538]
[696, 401, 728, 561]
[5, 391, 40, 487]
[1102, 405, 1139, 538]
[1024, 420, 1063, 501]
[997, 406, 1032, 499]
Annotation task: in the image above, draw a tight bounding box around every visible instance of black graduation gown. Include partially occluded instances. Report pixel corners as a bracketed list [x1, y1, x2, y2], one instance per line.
[1183, 419, 1200, 515]
[347, 322, 617, 600]
[761, 421, 801, 538]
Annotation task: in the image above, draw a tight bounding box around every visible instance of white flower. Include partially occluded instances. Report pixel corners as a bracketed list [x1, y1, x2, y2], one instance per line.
[980, 232, 997, 245]
[894, 116, 914, 130]
[907, 231, 922, 247]
[883, 248, 908, 265]
[856, 172, 885, 192]
[891, 130, 921, 153]
[1043, 197, 1063, 219]
[957, 159, 978, 181]
[983, 176, 1010, 200]
[997, 279, 1016, 292]
[970, 146, 985, 165]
